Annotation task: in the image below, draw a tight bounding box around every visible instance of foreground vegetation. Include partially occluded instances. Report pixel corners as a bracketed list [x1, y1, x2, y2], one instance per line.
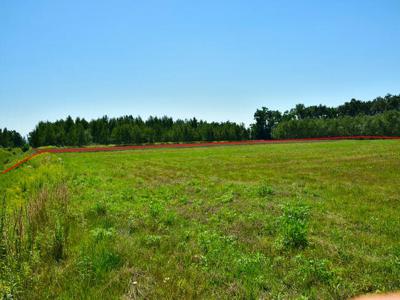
[1, 140, 400, 299]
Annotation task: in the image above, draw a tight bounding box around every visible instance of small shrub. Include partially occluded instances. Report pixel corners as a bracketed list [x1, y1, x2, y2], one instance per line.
[277, 202, 310, 249]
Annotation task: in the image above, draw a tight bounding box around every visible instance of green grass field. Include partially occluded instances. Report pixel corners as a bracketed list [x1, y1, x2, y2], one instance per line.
[1, 140, 400, 299]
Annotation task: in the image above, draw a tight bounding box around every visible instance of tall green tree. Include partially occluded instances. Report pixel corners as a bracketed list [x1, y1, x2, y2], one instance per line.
[252, 107, 282, 139]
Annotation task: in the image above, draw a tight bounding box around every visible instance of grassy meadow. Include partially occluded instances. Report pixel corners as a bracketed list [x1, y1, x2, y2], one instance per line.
[0, 148, 20, 170]
[1, 140, 400, 299]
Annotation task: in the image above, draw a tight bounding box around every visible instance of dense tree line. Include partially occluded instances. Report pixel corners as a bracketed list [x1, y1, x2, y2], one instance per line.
[0, 128, 25, 148]
[272, 110, 400, 139]
[28, 116, 250, 147]
[286, 94, 400, 120]
[3, 93, 399, 148]
[252, 94, 400, 139]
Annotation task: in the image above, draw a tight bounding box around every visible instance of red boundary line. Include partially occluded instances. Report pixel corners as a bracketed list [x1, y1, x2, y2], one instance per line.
[2, 136, 400, 174]
[1, 153, 42, 175]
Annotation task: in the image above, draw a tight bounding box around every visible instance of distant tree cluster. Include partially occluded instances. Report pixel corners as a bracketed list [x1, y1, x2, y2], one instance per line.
[252, 94, 400, 139]
[0, 128, 25, 148]
[272, 110, 400, 139]
[28, 116, 250, 147]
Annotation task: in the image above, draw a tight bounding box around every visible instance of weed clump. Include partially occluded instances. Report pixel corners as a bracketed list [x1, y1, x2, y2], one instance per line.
[162, 211, 177, 226]
[90, 227, 115, 242]
[277, 202, 310, 249]
[257, 182, 274, 197]
[149, 200, 164, 218]
[92, 200, 108, 216]
[218, 191, 234, 203]
[144, 235, 161, 247]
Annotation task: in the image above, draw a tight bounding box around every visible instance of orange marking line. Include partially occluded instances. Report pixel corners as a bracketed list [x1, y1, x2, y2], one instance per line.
[2, 136, 400, 174]
[1, 152, 42, 175]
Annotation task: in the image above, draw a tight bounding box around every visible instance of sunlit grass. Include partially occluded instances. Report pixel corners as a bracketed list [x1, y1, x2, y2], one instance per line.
[1, 140, 400, 299]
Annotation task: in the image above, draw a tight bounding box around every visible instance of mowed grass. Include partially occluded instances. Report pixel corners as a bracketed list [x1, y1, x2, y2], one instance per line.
[1, 140, 400, 299]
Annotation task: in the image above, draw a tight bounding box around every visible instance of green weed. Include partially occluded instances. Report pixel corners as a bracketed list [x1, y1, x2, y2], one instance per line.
[257, 182, 274, 197]
[144, 235, 162, 247]
[90, 227, 115, 242]
[277, 202, 310, 249]
[92, 200, 108, 216]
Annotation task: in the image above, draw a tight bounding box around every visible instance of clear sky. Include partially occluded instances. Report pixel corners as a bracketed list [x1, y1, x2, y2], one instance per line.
[1, 0, 400, 136]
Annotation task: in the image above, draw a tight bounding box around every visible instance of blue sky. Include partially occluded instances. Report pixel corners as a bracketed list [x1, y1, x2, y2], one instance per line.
[1, 0, 399, 136]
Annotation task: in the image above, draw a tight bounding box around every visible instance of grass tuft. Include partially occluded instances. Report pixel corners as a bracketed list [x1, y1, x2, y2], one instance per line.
[276, 202, 310, 249]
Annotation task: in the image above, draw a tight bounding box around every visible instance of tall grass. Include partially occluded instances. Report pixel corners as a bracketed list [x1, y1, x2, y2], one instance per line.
[0, 184, 70, 298]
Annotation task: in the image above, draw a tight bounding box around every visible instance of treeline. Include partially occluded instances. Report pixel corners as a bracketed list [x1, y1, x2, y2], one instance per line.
[272, 110, 400, 139]
[252, 94, 400, 139]
[3, 93, 400, 148]
[28, 116, 250, 147]
[0, 128, 25, 148]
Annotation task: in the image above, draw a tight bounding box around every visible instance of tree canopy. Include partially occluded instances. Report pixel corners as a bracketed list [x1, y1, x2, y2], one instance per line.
[272, 111, 400, 139]
[28, 115, 250, 147]
[1, 93, 399, 148]
[0, 128, 25, 148]
[252, 94, 400, 139]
